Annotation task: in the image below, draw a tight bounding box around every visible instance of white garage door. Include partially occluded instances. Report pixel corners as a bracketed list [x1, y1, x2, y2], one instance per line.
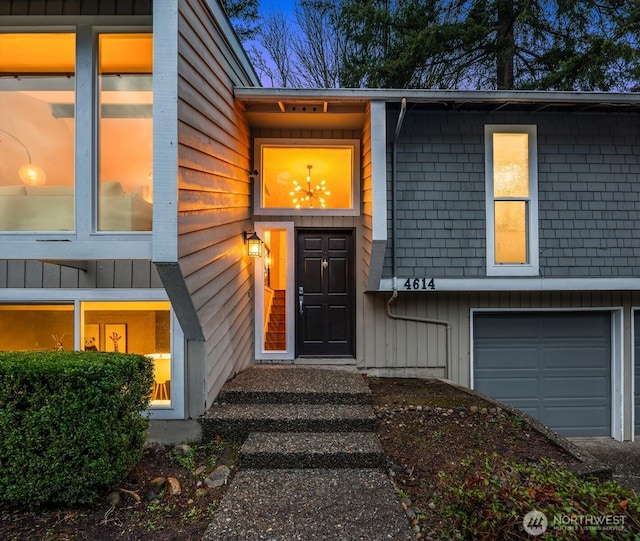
[474, 312, 611, 437]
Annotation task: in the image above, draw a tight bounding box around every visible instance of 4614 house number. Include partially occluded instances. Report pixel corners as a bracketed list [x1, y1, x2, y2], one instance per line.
[403, 278, 436, 290]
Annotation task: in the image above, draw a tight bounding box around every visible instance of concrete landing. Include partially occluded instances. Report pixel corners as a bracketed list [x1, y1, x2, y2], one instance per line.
[203, 469, 414, 541]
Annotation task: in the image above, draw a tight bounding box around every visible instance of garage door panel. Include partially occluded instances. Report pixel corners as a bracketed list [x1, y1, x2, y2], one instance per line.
[540, 313, 610, 339]
[542, 347, 610, 369]
[475, 377, 539, 400]
[474, 348, 538, 369]
[542, 406, 610, 437]
[474, 312, 611, 437]
[544, 377, 609, 399]
[474, 315, 539, 339]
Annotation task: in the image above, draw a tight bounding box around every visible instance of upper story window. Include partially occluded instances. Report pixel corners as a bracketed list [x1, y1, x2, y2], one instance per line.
[0, 30, 152, 233]
[485, 125, 539, 276]
[255, 138, 360, 216]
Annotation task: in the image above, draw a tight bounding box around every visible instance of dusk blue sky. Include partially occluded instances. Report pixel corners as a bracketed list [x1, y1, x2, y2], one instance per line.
[259, 0, 295, 14]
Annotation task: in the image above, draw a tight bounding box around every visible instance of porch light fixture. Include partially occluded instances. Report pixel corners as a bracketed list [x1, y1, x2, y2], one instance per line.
[0, 128, 47, 186]
[243, 231, 263, 257]
[290, 164, 330, 209]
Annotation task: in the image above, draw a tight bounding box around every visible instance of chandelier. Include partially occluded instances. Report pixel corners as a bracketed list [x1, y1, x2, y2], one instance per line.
[290, 165, 330, 208]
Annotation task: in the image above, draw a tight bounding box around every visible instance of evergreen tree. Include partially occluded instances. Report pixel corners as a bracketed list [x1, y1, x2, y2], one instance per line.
[335, 0, 640, 90]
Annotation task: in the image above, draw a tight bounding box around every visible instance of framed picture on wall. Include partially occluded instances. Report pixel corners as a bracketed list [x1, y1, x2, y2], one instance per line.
[84, 324, 100, 351]
[105, 324, 127, 353]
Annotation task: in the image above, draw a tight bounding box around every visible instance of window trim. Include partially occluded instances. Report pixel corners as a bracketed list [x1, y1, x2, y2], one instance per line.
[0, 290, 184, 419]
[254, 138, 361, 216]
[0, 22, 153, 254]
[485, 124, 539, 277]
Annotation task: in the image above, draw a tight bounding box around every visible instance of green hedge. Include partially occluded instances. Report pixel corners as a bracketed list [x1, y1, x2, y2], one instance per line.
[0, 351, 154, 507]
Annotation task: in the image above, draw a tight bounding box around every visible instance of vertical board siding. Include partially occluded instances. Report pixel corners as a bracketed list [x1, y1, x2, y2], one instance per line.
[1, 0, 152, 15]
[178, 0, 256, 408]
[363, 290, 631, 387]
[0, 260, 159, 288]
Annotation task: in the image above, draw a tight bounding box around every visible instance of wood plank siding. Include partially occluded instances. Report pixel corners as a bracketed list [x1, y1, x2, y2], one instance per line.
[0, 260, 161, 288]
[0, 0, 151, 15]
[177, 0, 258, 410]
[362, 290, 637, 389]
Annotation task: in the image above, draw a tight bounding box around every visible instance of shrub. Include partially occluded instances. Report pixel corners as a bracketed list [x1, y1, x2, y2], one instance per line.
[0, 351, 154, 507]
[437, 453, 640, 540]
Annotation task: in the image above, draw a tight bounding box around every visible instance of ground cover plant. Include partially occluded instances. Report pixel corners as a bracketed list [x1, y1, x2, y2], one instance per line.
[370, 377, 640, 540]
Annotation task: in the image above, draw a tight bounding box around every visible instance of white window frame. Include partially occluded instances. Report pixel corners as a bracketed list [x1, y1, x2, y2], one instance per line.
[0, 18, 153, 260]
[253, 221, 295, 361]
[485, 125, 539, 276]
[254, 138, 361, 216]
[0, 289, 184, 419]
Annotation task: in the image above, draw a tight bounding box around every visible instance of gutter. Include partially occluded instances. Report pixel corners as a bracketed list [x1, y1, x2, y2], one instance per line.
[386, 98, 451, 378]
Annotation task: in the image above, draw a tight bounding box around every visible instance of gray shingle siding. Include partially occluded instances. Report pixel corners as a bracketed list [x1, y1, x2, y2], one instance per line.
[384, 109, 640, 279]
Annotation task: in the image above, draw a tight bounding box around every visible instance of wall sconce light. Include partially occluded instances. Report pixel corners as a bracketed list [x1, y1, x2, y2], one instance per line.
[243, 231, 263, 257]
[0, 128, 47, 186]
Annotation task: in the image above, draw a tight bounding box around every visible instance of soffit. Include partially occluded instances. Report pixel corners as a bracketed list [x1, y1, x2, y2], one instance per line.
[236, 87, 640, 129]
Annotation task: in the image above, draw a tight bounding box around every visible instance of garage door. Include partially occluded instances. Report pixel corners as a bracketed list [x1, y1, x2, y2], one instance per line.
[474, 312, 611, 437]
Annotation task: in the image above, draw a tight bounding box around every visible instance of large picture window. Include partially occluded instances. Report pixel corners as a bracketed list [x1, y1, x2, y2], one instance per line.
[0, 301, 176, 411]
[0, 29, 152, 233]
[255, 139, 360, 216]
[485, 125, 539, 276]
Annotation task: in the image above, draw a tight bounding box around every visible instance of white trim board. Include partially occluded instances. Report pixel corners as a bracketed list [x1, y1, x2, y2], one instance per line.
[379, 277, 640, 292]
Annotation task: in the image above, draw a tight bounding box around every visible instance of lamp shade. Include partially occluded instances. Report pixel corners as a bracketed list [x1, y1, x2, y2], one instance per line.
[246, 232, 262, 257]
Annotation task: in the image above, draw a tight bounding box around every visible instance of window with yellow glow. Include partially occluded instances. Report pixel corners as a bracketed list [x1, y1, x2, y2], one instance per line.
[0, 305, 74, 351]
[98, 34, 153, 231]
[257, 140, 359, 214]
[0, 301, 172, 408]
[0, 33, 75, 231]
[0, 29, 152, 234]
[485, 126, 538, 276]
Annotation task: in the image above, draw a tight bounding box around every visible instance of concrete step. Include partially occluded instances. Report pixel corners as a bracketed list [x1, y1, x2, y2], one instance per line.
[200, 403, 376, 441]
[216, 366, 371, 405]
[239, 432, 384, 469]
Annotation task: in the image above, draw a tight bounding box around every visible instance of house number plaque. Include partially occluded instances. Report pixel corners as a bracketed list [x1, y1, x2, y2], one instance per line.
[403, 278, 436, 290]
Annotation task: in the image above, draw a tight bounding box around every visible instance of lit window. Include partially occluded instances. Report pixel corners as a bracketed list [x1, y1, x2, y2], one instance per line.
[98, 34, 153, 231]
[0, 29, 152, 235]
[485, 126, 538, 276]
[256, 139, 360, 215]
[0, 33, 75, 231]
[82, 301, 171, 405]
[0, 305, 74, 350]
[0, 301, 172, 408]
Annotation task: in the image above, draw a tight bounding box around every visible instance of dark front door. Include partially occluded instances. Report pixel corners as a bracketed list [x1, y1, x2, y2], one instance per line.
[296, 229, 355, 357]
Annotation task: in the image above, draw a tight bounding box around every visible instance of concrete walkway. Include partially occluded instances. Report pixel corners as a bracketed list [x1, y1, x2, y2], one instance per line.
[572, 439, 640, 493]
[200, 366, 414, 541]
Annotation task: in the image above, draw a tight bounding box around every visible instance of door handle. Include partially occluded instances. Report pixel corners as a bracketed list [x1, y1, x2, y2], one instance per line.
[298, 286, 304, 315]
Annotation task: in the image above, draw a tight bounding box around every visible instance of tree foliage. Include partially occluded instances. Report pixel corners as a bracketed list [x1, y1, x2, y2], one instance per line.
[336, 0, 640, 90]
[222, 0, 260, 40]
[237, 0, 639, 90]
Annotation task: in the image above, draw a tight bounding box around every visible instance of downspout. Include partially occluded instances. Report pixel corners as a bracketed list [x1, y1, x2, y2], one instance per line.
[386, 98, 451, 379]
